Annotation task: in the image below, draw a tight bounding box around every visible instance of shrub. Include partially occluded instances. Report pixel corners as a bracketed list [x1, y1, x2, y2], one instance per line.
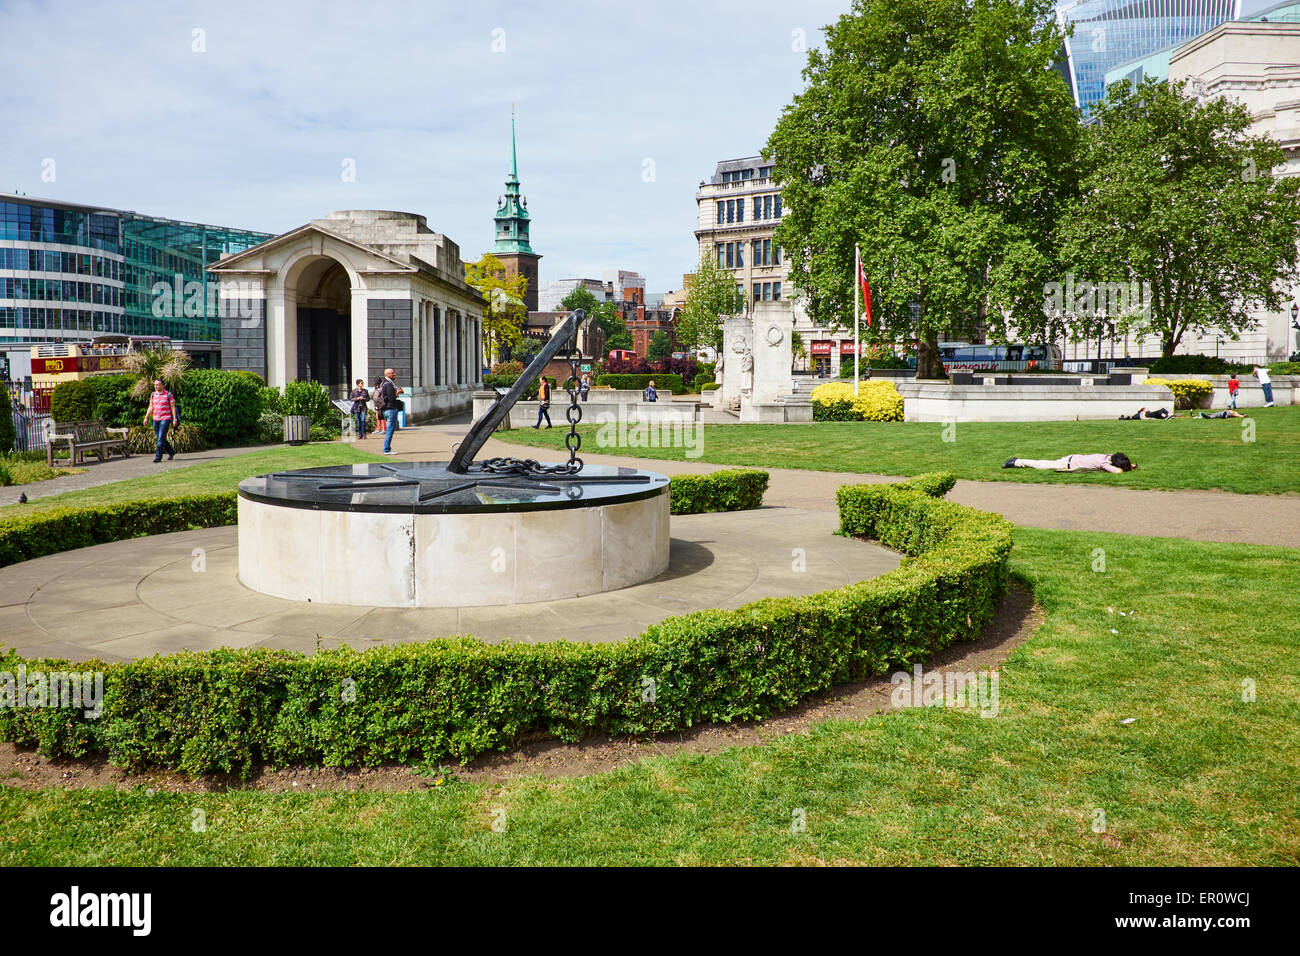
[1268, 361, 1300, 376]
[0, 460, 11, 486]
[309, 424, 340, 443]
[596, 373, 686, 394]
[692, 371, 716, 390]
[0, 473, 1011, 774]
[176, 369, 263, 445]
[483, 372, 540, 400]
[604, 356, 652, 375]
[126, 423, 207, 455]
[1146, 377, 1214, 409]
[0, 492, 237, 567]
[280, 381, 333, 423]
[491, 361, 524, 377]
[86, 375, 141, 429]
[256, 410, 283, 444]
[839, 352, 911, 374]
[0, 388, 15, 454]
[1147, 354, 1252, 375]
[669, 469, 768, 514]
[259, 385, 282, 415]
[811, 380, 904, 421]
[50, 380, 97, 423]
[701, 382, 720, 392]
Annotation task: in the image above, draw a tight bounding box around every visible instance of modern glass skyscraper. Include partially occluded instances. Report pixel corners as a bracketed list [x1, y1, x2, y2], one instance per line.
[1056, 0, 1237, 112]
[0, 195, 271, 378]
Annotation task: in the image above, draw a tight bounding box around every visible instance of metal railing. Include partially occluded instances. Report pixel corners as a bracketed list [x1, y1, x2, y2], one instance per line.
[11, 409, 53, 452]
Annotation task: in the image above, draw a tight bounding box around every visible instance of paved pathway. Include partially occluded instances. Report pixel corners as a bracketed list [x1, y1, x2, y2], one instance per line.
[0, 509, 898, 662]
[395, 417, 1300, 548]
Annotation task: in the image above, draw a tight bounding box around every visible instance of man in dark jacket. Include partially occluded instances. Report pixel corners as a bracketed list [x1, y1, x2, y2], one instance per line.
[374, 368, 403, 454]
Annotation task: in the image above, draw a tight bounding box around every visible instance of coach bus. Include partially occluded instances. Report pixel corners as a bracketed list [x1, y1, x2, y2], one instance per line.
[28, 335, 172, 411]
[939, 342, 1062, 372]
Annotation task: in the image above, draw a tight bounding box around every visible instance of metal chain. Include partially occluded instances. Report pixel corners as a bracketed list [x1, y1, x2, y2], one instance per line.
[478, 330, 584, 478]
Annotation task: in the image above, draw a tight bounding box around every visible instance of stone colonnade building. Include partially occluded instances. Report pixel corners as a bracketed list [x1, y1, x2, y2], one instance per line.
[209, 209, 485, 421]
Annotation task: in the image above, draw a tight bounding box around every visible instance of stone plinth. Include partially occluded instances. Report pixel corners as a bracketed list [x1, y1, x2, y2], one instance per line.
[237, 463, 670, 607]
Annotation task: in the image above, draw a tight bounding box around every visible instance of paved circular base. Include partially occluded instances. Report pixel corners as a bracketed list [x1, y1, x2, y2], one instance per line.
[0, 508, 901, 662]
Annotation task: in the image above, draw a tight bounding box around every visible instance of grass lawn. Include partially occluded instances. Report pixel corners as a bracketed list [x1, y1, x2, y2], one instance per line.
[0, 458, 82, 486]
[0, 444, 386, 521]
[3, 526, 1297, 865]
[503, 405, 1300, 495]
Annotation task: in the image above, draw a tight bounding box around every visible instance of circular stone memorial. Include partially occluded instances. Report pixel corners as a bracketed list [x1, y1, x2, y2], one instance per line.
[236, 463, 671, 608]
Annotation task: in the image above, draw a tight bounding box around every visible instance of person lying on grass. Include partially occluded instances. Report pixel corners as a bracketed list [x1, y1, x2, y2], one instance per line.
[1118, 407, 1175, 420]
[1193, 409, 1248, 419]
[1002, 452, 1138, 473]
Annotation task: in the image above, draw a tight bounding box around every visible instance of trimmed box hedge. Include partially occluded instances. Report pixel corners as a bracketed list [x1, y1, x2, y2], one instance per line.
[669, 469, 768, 514]
[595, 373, 686, 394]
[0, 473, 1012, 775]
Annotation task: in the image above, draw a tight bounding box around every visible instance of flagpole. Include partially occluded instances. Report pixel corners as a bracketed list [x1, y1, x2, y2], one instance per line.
[854, 243, 861, 395]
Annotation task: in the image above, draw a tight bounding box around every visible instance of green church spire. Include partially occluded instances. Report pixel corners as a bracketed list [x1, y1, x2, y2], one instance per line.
[494, 108, 533, 255]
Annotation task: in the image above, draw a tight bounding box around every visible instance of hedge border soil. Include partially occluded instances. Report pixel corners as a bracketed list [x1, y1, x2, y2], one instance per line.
[0, 585, 1039, 793]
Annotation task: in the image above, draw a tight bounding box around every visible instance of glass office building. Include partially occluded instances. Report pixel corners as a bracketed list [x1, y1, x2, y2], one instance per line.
[1056, 0, 1237, 113]
[0, 195, 271, 380]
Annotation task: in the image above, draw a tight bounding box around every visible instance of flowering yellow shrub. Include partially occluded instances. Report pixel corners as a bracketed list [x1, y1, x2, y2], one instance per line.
[810, 380, 904, 421]
[1146, 377, 1214, 409]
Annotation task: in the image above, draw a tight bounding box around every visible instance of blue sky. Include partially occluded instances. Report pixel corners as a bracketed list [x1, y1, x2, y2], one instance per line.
[0, 0, 847, 293]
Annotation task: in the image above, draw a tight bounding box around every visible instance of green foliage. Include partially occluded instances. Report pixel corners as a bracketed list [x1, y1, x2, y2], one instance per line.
[0, 476, 1009, 774]
[839, 353, 911, 374]
[0, 388, 14, 454]
[482, 372, 540, 401]
[50, 380, 97, 423]
[767, 0, 1080, 376]
[669, 469, 768, 515]
[465, 252, 527, 365]
[677, 253, 742, 351]
[280, 381, 333, 423]
[700, 382, 720, 392]
[176, 369, 263, 445]
[561, 287, 628, 354]
[121, 347, 191, 401]
[490, 361, 524, 376]
[595, 373, 686, 394]
[259, 385, 282, 415]
[648, 331, 672, 362]
[256, 411, 283, 444]
[0, 460, 11, 486]
[0, 492, 237, 567]
[86, 375, 141, 428]
[1146, 355, 1245, 375]
[811, 381, 905, 422]
[1268, 362, 1300, 375]
[1058, 78, 1300, 357]
[126, 423, 208, 455]
[1145, 378, 1214, 410]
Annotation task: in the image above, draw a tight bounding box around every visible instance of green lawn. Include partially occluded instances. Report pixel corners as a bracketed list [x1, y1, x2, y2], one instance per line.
[0, 444, 386, 520]
[3, 526, 1297, 865]
[503, 406, 1300, 495]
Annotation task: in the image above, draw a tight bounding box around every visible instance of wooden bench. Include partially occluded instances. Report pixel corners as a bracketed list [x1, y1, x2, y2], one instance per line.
[47, 419, 131, 467]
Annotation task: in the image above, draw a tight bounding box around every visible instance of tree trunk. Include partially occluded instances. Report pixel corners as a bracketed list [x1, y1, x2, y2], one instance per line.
[916, 331, 946, 379]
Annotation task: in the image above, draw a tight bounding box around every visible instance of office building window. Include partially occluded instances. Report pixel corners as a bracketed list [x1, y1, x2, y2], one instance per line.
[717, 201, 724, 224]
[753, 197, 761, 220]
[735, 242, 743, 267]
[774, 246, 782, 265]
[773, 282, 782, 301]
[774, 196, 782, 217]
[764, 195, 772, 219]
[727, 200, 735, 223]
[717, 245, 726, 268]
[762, 282, 771, 301]
[752, 283, 760, 302]
[726, 243, 733, 268]
[736, 284, 743, 300]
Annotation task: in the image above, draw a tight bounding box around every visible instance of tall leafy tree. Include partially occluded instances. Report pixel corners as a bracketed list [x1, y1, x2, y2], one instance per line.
[1057, 78, 1300, 358]
[676, 253, 742, 352]
[767, 0, 1080, 377]
[465, 253, 528, 365]
[647, 330, 672, 361]
[560, 286, 631, 351]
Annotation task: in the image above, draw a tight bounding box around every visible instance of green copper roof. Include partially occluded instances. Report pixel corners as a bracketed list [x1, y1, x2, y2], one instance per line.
[493, 114, 534, 255]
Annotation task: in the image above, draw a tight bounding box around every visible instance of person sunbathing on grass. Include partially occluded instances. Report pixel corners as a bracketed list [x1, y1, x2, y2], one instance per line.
[1118, 407, 1175, 420]
[1194, 409, 1247, 419]
[1002, 452, 1137, 473]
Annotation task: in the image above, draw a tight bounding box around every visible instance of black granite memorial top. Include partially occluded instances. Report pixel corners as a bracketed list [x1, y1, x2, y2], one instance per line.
[237, 462, 670, 514]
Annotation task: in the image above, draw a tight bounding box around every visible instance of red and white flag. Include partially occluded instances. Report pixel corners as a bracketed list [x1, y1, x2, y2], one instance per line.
[858, 262, 873, 327]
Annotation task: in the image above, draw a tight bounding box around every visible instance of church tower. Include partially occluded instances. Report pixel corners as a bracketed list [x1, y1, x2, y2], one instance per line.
[491, 112, 541, 312]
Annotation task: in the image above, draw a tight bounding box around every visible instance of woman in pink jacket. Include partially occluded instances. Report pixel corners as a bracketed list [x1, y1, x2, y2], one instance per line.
[1002, 452, 1137, 473]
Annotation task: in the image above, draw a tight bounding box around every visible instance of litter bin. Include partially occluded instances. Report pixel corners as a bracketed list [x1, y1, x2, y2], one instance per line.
[283, 414, 310, 445]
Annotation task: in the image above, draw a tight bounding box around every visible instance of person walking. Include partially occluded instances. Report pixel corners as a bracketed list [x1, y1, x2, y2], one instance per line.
[373, 368, 404, 454]
[1253, 366, 1274, 407]
[579, 373, 591, 402]
[1227, 373, 1239, 409]
[534, 377, 553, 429]
[348, 379, 370, 439]
[1002, 452, 1137, 473]
[644, 379, 658, 403]
[149, 378, 179, 463]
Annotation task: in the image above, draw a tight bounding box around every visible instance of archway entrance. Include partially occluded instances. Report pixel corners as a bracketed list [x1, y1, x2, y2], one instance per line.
[294, 258, 352, 397]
